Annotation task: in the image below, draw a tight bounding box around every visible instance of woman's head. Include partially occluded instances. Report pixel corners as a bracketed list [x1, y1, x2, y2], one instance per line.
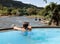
[23, 22, 29, 29]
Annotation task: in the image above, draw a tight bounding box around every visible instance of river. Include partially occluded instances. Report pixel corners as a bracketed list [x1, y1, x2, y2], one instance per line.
[0, 16, 47, 28]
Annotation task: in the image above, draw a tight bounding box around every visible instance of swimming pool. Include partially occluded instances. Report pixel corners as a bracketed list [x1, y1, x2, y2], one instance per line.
[0, 28, 60, 44]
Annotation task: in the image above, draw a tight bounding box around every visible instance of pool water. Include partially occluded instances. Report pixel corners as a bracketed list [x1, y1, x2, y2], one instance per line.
[0, 28, 60, 44]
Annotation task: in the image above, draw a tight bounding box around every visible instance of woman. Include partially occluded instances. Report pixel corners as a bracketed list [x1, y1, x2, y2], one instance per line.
[13, 22, 32, 32]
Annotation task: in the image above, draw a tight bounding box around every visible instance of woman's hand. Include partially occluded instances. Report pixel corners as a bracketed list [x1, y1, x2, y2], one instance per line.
[11, 24, 17, 30]
[21, 28, 26, 32]
[28, 26, 31, 28]
[28, 26, 32, 31]
[13, 26, 18, 30]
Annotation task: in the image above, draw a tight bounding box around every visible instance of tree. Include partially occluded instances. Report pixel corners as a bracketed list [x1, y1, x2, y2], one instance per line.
[0, 4, 3, 10]
[7, 8, 12, 15]
[26, 8, 37, 16]
[2, 7, 8, 16]
[49, 6, 60, 26]
[43, 2, 60, 26]
[0, 10, 3, 16]
[11, 8, 20, 16]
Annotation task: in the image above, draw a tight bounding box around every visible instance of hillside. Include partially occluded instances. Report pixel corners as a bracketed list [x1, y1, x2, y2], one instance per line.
[0, 0, 44, 16]
[0, 0, 43, 9]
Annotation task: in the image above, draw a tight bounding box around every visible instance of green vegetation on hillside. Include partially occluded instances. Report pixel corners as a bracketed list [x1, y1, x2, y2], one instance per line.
[0, 0, 43, 16]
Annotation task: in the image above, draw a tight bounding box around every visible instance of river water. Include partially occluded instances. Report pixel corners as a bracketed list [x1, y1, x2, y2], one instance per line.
[0, 16, 47, 28]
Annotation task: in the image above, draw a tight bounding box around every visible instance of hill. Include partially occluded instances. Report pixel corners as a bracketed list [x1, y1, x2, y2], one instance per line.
[0, 0, 44, 16]
[0, 0, 43, 9]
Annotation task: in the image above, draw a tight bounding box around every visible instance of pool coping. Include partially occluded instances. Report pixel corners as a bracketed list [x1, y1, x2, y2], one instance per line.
[0, 26, 60, 31]
[32, 26, 60, 28]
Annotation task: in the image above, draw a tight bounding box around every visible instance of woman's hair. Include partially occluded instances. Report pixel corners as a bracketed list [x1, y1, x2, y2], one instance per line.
[23, 22, 29, 29]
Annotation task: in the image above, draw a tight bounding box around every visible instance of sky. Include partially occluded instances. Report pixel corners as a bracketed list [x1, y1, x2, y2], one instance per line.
[16, 0, 60, 7]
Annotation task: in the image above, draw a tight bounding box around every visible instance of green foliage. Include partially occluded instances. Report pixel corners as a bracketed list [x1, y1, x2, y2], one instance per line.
[26, 7, 37, 15]
[38, 9, 45, 16]
[0, 0, 43, 16]
[41, 2, 58, 17]
[0, 10, 2, 13]
[11, 9, 17, 15]
[37, 2, 60, 26]
[43, 2, 60, 26]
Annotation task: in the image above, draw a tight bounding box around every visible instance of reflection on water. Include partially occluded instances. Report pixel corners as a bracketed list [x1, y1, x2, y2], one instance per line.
[0, 16, 47, 28]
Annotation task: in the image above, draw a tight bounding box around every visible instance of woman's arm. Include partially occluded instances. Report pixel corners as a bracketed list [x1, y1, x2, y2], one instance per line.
[13, 26, 21, 30]
[13, 26, 26, 31]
